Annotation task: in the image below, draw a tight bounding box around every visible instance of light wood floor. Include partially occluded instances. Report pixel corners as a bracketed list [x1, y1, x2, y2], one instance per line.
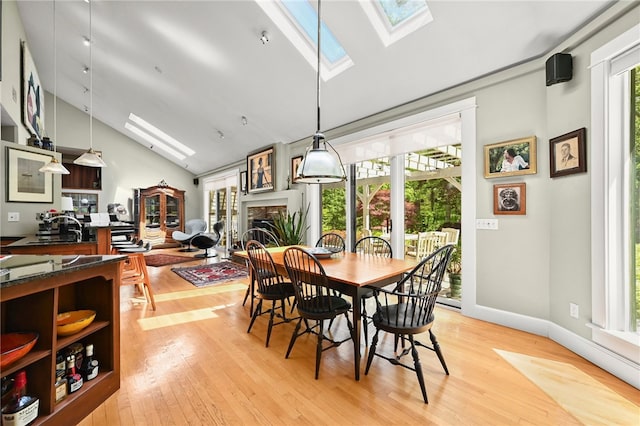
[78, 248, 639, 426]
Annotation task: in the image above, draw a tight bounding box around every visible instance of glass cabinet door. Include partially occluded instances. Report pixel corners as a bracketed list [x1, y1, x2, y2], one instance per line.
[165, 194, 181, 230]
[145, 195, 161, 228]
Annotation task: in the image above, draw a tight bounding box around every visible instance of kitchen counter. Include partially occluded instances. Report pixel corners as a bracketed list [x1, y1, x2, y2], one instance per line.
[4, 223, 135, 255]
[0, 253, 125, 287]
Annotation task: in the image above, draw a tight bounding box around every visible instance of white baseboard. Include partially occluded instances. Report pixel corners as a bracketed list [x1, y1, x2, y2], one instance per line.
[464, 305, 640, 389]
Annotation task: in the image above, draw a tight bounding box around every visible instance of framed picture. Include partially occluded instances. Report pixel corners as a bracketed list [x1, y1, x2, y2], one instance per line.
[484, 136, 537, 178]
[6, 147, 53, 203]
[21, 40, 45, 140]
[291, 155, 303, 183]
[240, 171, 247, 194]
[493, 183, 526, 215]
[549, 128, 586, 178]
[247, 146, 274, 194]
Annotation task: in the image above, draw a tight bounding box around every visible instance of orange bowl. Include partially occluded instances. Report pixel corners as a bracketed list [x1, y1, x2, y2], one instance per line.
[1, 332, 39, 368]
[56, 310, 96, 336]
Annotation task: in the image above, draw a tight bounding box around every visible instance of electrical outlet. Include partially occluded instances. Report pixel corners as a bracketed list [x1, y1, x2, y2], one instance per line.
[8, 212, 20, 222]
[476, 219, 498, 230]
[569, 303, 579, 319]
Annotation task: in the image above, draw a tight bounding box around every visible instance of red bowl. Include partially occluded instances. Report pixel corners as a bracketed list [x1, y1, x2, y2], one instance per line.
[0, 332, 39, 368]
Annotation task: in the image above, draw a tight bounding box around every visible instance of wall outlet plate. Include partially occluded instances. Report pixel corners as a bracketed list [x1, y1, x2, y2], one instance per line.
[8, 212, 20, 222]
[570, 302, 579, 319]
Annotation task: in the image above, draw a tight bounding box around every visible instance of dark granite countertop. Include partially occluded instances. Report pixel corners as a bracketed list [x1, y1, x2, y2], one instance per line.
[6, 235, 92, 247]
[0, 254, 125, 287]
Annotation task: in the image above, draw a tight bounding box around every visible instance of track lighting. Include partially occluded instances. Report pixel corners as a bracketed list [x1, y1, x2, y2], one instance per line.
[260, 31, 269, 44]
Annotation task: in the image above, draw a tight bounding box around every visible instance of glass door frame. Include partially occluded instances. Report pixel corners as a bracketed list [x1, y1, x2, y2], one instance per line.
[202, 169, 240, 258]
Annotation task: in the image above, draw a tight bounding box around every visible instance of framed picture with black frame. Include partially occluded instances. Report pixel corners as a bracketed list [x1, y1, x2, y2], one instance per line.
[291, 155, 303, 184]
[247, 146, 274, 194]
[549, 128, 586, 178]
[6, 147, 53, 203]
[240, 171, 248, 194]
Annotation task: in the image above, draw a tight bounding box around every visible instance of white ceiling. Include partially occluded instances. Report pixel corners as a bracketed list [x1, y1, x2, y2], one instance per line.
[16, 0, 613, 175]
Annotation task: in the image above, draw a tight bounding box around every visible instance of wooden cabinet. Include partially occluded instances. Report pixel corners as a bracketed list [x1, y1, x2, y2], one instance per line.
[0, 256, 122, 425]
[137, 185, 184, 244]
[61, 163, 101, 190]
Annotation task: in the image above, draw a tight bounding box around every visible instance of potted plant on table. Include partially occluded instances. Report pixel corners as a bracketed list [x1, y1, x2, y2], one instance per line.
[447, 244, 462, 298]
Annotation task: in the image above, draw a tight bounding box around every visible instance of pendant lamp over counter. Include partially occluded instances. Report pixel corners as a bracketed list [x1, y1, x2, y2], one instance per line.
[295, 0, 345, 184]
[39, 0, 69, 175]
[74, 0, 106, 168]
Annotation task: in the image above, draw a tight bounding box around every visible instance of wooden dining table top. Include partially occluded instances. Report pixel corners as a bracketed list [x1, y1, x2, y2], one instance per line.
[233, 245, 416, 288]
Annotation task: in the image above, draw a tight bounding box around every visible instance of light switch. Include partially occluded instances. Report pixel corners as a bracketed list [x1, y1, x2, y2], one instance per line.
[476, 218, 498, 230]
[8, 212, 20, 222]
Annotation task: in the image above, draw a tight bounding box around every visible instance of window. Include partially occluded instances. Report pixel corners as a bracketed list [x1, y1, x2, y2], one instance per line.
[590, 24, 640, 362]
[257, 0, 353, 80]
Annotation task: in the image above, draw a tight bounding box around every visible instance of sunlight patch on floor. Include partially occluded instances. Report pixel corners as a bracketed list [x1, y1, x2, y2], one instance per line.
[495, 349, 640, 425]
[137, 307, 224, 331]
[153, 283, 246, 302]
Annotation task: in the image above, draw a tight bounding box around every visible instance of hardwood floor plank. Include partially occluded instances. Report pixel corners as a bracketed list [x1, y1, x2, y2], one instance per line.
[76, 249, 639, 426]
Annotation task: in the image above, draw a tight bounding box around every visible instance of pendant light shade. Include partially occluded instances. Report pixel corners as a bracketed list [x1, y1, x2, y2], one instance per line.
[74, 0, 106, 168]
[296, 132, 345, 183]
[39, 0, 69, 175]
[296, 0, 345, 184]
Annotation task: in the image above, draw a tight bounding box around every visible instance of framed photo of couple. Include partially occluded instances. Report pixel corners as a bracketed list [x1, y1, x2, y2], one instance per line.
[549, 128, 586, 178]
[484, 136, 537, 178]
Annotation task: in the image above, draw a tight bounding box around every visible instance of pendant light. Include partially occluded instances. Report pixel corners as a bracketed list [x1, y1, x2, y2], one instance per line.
[295, 0, 345, 184]
[74, 0, 106, 168]
[39, 0, 69, 175]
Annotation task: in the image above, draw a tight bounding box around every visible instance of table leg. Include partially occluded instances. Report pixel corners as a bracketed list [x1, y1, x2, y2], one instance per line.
[352, 289, 362, 381]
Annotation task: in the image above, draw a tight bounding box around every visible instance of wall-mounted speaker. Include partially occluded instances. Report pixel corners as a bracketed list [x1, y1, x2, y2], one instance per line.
[546, 53, 573, 86]
[193, 178, 199, 186]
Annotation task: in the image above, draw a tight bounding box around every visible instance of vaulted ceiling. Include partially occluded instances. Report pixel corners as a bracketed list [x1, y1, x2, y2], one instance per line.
[16, 0, 613, 175]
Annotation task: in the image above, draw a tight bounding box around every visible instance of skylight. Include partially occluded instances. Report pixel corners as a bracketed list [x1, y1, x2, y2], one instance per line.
[256, 0, 353, 80]
[361, 0, 433, 46]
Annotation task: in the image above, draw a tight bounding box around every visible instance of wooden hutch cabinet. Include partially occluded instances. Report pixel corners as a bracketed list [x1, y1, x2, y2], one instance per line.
[136, 184, 185, 244]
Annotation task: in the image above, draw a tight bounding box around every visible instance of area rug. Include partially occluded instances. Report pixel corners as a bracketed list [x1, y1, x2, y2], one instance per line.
[171, 261, 248, 287]
[144, 254, 195, 267]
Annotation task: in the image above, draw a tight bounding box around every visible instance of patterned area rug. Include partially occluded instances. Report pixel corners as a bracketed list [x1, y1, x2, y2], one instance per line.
[171, 261, 248, 287]
[144, 254, 195, 267]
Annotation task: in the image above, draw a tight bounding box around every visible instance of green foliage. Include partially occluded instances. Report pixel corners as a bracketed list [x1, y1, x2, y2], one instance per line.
[270, 205, 310, 246]
[322, 188, 346, 232]
[447, 243, 462, 274]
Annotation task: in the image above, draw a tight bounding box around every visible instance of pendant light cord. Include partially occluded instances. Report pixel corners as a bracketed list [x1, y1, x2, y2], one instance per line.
[316, 0, 321, 135]
[89, 0, 93, 150]
[53, 0, 57, 151]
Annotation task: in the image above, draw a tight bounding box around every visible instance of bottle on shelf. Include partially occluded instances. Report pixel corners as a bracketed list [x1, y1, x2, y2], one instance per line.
[1, 370, 40, 426]
[81, 344, 99, 381]
[65, 354, 83, 394]
[54, 352, 67, 403]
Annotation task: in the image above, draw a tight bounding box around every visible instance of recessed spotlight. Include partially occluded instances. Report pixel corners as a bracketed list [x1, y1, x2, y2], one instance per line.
[260, 31, 269, 44]
[218, 130, 225, 139]
[82, 66, 89, 74]
[241, 116, 248, 126]
[154, 65, 162, 74]
[83, 36, 91, 46]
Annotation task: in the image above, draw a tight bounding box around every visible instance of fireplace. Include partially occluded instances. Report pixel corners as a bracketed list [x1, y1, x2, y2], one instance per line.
[239, 189, 304, 236]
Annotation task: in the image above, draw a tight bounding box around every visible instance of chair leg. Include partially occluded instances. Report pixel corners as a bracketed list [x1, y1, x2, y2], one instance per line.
[409, 335, 428, 404]
[286, 319, 303, 359]
[362, 299, 369, 345]
[266, 301, 276, 348]
[365, 329, 380, 374]
[429, 329, 449, 375]
[315, 320, 324, 379]
[247, 299, 262, 334]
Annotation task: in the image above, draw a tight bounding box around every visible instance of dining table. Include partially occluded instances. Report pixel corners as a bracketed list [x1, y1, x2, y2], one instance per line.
[232, 245, 416, 380]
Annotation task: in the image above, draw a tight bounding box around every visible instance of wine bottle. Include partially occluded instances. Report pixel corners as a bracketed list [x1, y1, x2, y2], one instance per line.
[1, 370, 39, 426]
[65, 354, 83, 394]
[54, 351, 67, 403]
[81, 344, 99, 381]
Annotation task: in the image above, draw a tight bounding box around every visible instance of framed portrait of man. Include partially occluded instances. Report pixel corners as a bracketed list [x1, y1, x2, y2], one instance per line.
[549, 128, 586, 178]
